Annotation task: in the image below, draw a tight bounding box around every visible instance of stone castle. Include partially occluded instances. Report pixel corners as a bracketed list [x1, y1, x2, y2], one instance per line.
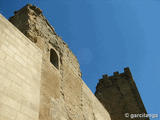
[0, 4, 148, 120]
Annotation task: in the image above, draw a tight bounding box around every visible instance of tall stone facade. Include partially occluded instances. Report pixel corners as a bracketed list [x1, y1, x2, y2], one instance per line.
[0, 4, 111, 120]
[95, 67, 149, 120]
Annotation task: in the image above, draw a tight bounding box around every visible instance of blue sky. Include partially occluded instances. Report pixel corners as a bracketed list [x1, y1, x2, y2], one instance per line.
[0, 0, 159, 119]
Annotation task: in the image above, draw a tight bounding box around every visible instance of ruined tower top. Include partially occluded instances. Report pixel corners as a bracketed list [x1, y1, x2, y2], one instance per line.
[9, 4, 82, 77]
[14, 4, 42, 16]
[9, 4, 57, 42]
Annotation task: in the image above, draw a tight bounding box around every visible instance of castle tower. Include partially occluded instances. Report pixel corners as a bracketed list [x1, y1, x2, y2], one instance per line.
[95, 67, 149, 120]
[0, 4, 111, 120]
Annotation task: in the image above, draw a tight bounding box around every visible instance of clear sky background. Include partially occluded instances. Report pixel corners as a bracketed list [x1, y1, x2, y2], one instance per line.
[0, 0, 159, 119]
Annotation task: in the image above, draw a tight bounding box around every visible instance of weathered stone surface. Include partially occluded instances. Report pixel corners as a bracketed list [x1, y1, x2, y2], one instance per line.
[0, 13, 42, 120]
[0, 4, 111, 120]
[95, 67, 149, 120]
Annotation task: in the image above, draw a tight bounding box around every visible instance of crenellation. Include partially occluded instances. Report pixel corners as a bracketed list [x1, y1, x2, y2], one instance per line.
[123, 67, 133, 77]
[113, 71, 119, 76]
[102, 74, 108, 79]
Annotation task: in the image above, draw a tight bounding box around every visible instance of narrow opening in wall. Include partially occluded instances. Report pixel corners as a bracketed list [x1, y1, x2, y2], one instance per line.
[50, 49, 59, 69]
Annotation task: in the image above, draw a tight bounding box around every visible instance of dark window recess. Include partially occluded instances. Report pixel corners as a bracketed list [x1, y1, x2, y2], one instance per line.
[50, 49, 59, 69]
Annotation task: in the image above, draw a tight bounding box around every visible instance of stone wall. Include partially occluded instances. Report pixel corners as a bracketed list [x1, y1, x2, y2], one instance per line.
[7, 4, 111, 120]
[0, 14, 42, 120]
[95, 67, 149, 120]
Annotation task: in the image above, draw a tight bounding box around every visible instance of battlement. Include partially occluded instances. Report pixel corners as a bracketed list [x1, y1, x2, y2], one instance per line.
[98, 67, 134, 90]
[102, 67, 132, 80]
